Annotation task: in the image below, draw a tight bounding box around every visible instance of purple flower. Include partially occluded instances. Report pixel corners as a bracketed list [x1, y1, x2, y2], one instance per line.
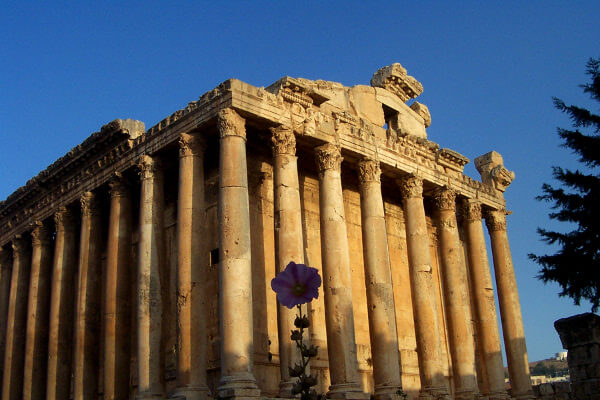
[271, 262, 321, 309]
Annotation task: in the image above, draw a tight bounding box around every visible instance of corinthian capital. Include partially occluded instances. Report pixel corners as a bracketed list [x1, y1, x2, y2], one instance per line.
[270, 125, 296, 156]
[432, 186, 456, 211]
[315, 143, 342, 176]
[398, 174, 423, 199]
[358, 159, 381, 184]
[460, 199, 482, 223]
[178, 133, 206, 158]
[137, 155, 162, 181]
[217, 108, 246, 139]
[108, 173, 130, 198]
[54, 207, 77, 232]
[484, 209, 507, 232]
[80, 192, 101, 217]
[30, 221, 53, 246]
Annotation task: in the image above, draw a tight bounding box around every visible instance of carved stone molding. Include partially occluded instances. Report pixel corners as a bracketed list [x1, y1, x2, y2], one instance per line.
[370, 63, 424, 102]
[315, 143, 343, 176]
[398, 174, 423, 199]
[432, 187, 456, 211]
[54, 207, 76, 232]
[30, 221, 53, 247]
[270, 125, 296, 156]
[138, 154, 162, 181]
[11, 234, 29, 255]
[178, 133, 206, 158]
[460, 199, 482, 223]
[475, 151, 515, 193]
[217, 108, 246, 139]
[108, 173, 130, 199]
[484, 209, 507, 232]
[358, 159, 381, 184]
[80, 191, 100, 217]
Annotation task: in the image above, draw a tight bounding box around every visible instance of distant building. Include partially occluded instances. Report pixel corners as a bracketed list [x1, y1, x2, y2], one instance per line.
[555, 351, 568, 361]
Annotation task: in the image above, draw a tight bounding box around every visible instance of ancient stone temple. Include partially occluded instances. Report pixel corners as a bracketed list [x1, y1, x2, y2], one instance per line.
[0, 63, 534, 400]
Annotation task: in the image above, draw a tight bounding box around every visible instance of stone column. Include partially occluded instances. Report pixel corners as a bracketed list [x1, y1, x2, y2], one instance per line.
[104, 174, 133, 400]
[46, 207, 78, 400]
[137, 155, 166, 399]
[484, 209, 533, 399]
[2, 236, 31, 400]
[433, 188, 479, 399]
[216, 108, 260, 399]
[23, 221, 53, 400]
[357, 159, 403, 400]
[398, 175, 449, 399]
[270, 125, 306, 397]
[174, 133, 211, 400]
[460, 200, 508, 399]
[73, 192, 103, 399]
[0, 247, 12, 390]
[315, 143, 367, 399]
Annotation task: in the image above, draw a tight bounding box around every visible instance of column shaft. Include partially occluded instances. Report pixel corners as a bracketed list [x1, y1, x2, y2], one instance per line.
[137, 155, 166, 399]
[461, 200, 508, 399]
[398, 175, 449, 399]
[271, 126, 306, 397]
[174, 133, 210, 400]
[73, 192, 103, 399]
[217, 108, 260, 399]
[433, 189, 478, 399]
[315, 143, 367, 400]
[485, 210, 533, 399]
[104, 175, 133, 400]
[0, 247, 12, 390]
[357, 159, 402, 400]
[23, 222, 53, 400]
[46, 207, 78, 400]
[2, 236, 31, 400]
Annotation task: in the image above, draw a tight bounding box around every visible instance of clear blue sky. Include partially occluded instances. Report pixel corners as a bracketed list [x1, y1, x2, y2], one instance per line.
[1, 1, 599, 363]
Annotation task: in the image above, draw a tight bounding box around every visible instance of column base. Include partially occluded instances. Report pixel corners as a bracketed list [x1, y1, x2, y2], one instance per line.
[418, 386, 450, 400]
[511, 394, 535, 400]
[485, 391, 511, 400]
[373, 385, 405, 400]
[327, 383, 370, 399]
[136, 393, 166, 400]
[453, 389, 485, 400]
[279, 379, 295, 398]
[217, 372, 260, 400]
[173, 384, 212, 400]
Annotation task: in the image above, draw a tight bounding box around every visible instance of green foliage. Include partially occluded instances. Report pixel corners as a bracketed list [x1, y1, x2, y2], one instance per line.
[529, 58, 600, 311]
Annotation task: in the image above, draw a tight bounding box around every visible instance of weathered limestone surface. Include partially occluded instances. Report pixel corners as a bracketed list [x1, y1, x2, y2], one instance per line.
[0, 64, 533, 400]
[73, 192, 103, 400]
[174, 133, 211, 400]
[485, 209, 533, 399]
[104, 175, 133, 400]
[433, 188, 479, 399]
[357, 159, 402, 400]
[23, 221, 53, 400]
[461, 200, 509, 400]
[555, 313, 600, 400]
[46, 207, 79, 400]
[399, 175, 449, 399]
[217, 108, 260, 399]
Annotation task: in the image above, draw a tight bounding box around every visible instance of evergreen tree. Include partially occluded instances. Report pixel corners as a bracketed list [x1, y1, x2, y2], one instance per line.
[529, 58, 600, 311]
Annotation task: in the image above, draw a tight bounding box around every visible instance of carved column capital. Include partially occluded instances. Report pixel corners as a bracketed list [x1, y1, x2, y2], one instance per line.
[217, 108, 246, 139]
[30, 221, 53, 246]
[398, 174, 423, 199]
[178, 133, 206, 158]
[11, 234, 29, 255]
[460, 199, 482, 223]
[108, 173, 130, 198]
[484, 209, 507, 232]
[138, 155, 162, 181]
[358, 159, 381, 184]
[80, 192, 101, 217]
[432, 186, 456, 211]
[54, 207, 77, 232]
[315, 143, 343, 176]
[270, 125, 296, 156]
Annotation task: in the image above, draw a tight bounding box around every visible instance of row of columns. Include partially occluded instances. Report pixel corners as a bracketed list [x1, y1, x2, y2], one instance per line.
[0, 107, 532, 400]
